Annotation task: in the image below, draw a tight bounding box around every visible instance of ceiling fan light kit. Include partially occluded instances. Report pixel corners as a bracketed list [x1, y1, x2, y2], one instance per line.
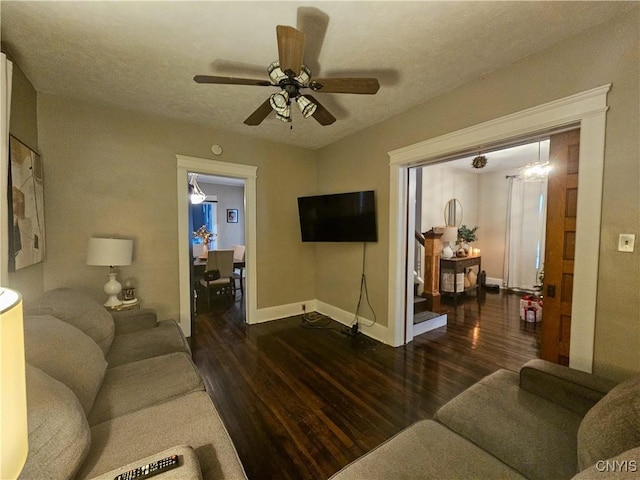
[268, 61, 288, 84]
[194, 25, 380, 127]
[275, 104, 292, 123]
[269, 90, 289, 112]
[296, 95, 317, 118]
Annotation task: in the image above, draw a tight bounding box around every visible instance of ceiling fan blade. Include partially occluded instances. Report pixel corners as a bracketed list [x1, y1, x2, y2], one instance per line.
[305, 95, 336, 126]
[244, 98, 274, 126]
[309, 77, 380, 94]
[276, 25, 305, 77]
[194, 75, 272, 87]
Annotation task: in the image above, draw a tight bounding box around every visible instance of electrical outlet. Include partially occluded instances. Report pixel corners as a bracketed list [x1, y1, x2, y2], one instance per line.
[618, 234, 635, 253]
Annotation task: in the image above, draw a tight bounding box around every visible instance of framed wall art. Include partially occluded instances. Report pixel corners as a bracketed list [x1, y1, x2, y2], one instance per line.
[8, 135, 45, 271]
[227, 209, 238, 223]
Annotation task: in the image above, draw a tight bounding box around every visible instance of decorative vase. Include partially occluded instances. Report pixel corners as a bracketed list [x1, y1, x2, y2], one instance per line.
[199, 243, 209, 259]
[441, 244, 454, 259]
[467, 269, 477, 287]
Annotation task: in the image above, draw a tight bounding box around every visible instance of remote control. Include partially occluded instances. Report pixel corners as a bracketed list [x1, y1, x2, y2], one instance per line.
[114, 454, 179, 480]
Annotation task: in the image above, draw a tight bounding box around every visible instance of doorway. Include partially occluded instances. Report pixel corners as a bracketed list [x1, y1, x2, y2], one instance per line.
[410, 135, 572, 362]
[190, 175, 246, 318]
[388, 85, 610, 373]
[176, 155, 258, 338]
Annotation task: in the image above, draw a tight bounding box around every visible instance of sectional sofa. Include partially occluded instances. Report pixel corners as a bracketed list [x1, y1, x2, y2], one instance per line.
[331, 359, 640, 479]
[19, 288, 246, 480]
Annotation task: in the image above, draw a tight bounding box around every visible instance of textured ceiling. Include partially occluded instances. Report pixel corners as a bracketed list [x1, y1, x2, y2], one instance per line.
[1, 1, 634, 150]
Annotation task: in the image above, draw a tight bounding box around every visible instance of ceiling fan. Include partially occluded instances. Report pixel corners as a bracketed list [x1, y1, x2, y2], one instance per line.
[194, 25, 380, 126]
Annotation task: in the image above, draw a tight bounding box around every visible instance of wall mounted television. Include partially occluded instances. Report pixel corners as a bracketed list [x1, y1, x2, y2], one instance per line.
[297, 190, 378, 242]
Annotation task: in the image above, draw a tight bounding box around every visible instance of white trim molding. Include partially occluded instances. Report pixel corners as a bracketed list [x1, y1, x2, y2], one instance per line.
[255, 299, 317, 324]
[176, 155, 258, 336]
[388, 84, 611, 372]
[315, 300, 389, 344]
[254, 299, 391, 345]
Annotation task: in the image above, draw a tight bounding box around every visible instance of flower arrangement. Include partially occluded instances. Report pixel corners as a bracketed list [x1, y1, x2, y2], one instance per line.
[193, 225, 216, 246]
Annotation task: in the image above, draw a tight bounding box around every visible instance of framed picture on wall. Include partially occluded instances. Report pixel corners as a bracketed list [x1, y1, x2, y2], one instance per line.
[227, 209, 238, 223]
[8, 135, 46, 271]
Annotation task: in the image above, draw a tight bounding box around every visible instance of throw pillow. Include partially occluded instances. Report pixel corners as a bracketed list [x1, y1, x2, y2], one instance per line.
[25, 287, 115, 354]
[23, 314, 108, 414]
[19, 364, 91, 480]
[577, 374, 640, 470]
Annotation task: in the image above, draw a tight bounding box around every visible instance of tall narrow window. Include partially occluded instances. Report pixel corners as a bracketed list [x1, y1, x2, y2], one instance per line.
[191, 201, 218, 250]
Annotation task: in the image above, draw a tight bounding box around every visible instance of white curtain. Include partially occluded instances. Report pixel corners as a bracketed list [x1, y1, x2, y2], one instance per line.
[1, 53, 13, 285]
[503, 176, 547, 291]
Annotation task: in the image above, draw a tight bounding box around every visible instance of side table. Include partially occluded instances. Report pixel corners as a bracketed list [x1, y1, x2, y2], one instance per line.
[440, 255, 482, 303]
[106, 300, 140, 312]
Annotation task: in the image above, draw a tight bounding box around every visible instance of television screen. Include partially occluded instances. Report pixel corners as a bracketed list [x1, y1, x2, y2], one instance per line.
[297, 190, 377, 242]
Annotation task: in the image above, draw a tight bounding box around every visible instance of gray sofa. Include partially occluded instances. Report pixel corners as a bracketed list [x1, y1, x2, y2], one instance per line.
[331, 359, 640, 479]
[19, 288, 247, 480]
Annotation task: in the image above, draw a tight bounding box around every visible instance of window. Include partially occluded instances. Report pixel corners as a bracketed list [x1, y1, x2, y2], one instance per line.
[191, 201, 217, 249]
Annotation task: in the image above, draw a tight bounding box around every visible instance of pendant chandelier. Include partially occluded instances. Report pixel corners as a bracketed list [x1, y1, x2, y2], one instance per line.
[472, 154, 488, 169]
[189, 173, 206, 204]
[519, 141, 551, 181]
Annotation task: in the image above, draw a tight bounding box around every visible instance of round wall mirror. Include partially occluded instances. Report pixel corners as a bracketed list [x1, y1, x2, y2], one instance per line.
[444, 198, 463, 227]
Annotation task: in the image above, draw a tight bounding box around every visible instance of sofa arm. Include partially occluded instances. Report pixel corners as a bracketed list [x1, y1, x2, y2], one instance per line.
[88, 445, 202, 480]
[520, 359, 618, 416]
[110, 308, 158, 334]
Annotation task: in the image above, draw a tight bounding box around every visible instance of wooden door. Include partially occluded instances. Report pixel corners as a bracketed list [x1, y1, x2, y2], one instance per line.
[541, 129, 580, 365]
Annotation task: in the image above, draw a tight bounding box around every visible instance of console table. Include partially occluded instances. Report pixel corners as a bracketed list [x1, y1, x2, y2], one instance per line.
[440, 255, 481, 303]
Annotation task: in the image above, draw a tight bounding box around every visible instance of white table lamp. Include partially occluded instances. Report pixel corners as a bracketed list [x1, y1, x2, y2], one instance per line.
[0, 288, 28, 479]
[440, 226, 458, 259]
[87, 237, 133, 307]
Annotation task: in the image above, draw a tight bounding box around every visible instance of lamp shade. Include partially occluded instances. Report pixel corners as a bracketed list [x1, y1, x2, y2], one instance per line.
[86, 238, 133, 267]
[441, 226, 458, 244]
[0, 288, 28, 479]
[296, 95, 317, 118]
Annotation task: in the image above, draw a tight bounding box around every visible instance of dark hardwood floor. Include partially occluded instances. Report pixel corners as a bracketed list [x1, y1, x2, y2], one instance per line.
[190, 289, 540, 480]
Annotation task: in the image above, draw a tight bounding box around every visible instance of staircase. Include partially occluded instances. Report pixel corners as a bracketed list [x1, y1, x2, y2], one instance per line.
[413, 230, 448, 336]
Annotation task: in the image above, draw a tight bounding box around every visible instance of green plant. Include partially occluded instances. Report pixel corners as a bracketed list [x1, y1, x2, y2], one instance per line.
[458, 225, 478, 243]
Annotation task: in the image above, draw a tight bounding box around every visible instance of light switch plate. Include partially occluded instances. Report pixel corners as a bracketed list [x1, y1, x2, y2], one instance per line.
[618, 234, 635, 252]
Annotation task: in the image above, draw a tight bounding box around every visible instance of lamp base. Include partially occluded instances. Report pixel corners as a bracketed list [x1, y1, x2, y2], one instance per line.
[103, 272, 123, 307]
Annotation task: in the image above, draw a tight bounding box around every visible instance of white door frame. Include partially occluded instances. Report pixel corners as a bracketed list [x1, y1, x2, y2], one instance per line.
[388, 84, 610, 373]
[176, 155, 258, 337]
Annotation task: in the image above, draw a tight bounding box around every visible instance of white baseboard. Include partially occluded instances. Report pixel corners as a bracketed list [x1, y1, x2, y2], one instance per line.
[254, 299, 317, 324]
[486, 276, 503, 287]
[315, 300, 390, 345]
[255, 299, 391, 344]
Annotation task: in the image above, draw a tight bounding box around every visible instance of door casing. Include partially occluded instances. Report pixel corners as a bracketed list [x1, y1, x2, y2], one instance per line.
[176, 155, 258, 337]
[388, 84, 610, 373]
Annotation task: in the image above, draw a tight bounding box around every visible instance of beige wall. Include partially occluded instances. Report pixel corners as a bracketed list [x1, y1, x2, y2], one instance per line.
[476, 166, 520, 282]
[316, 9, 639, 380]
[421, 164, 479, 233]
[37, 95, 317, 318]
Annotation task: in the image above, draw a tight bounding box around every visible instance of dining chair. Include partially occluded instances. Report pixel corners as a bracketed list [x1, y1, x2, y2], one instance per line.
[199, 249, 235, 307]
[232, 245, 246, 297]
